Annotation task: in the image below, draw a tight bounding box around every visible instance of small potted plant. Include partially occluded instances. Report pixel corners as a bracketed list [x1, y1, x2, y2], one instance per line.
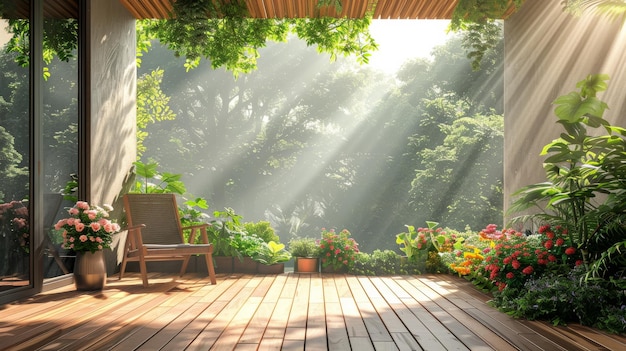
[318, 228, 359, 273]
[289, 237, 320, 273]
[253, 241, 292, 274]
[230, 232, 264, 273]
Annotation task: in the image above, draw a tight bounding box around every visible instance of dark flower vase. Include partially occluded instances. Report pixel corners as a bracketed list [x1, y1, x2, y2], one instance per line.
[74, 250, 107, 291]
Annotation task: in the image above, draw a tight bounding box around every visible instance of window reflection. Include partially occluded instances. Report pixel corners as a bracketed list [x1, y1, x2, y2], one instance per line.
[0, 10, 31, 290]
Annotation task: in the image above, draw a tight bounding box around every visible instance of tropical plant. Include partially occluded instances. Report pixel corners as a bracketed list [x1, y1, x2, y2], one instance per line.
[207, 207, 243, 256]
[395, 224, 430, 262]
[253, 240, 292, 265]
[288, 237, 319, 257]
[507, 74, 626, 280]
[55, 201, 120, 253]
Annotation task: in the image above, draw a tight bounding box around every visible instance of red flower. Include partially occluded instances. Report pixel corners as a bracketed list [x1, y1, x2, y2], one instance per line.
[506, 272, 515, 279]
[575, 260, 583, 266]
[548, 255, 557, 262]
[555, 238, 565, 246]
[544, 240, 553, 249]
[511, 260, 521, 269]
[522, 266, 534, 275]
[565, 247, 576, 255]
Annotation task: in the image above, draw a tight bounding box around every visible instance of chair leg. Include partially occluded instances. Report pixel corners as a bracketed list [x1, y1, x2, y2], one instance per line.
[205, 254, 216, 285]
[179, 256, 191, 277]
[139, 258, 149, 287]
[119, 259, 128, 280]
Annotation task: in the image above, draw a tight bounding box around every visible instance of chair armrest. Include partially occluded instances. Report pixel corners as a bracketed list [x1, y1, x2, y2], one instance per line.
[181, 223, 209, 231]
[181, 223, 210, 244]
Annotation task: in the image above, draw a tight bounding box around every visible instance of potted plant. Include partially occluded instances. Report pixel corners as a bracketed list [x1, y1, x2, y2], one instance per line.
[230, 232, 264, 273]
[254, 241, 292, 274]
[289, 237, 320, 273]
[55, 201, 121, 290]
[318, 228, 359, 273]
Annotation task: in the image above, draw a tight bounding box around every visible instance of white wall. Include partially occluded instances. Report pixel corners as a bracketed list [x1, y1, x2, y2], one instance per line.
[88, 0, 137, 270]
[503, 0, 626, 222]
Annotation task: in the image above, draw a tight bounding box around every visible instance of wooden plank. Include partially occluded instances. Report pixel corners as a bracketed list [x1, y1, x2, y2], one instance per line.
[1, 273, 622, 351]
[566, 324, 626, 350]
[345, 276, 394, 343]
[418, 276, 565, 351]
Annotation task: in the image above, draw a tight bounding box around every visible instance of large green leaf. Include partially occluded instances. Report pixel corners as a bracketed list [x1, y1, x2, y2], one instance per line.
[553, 93, 608, 122]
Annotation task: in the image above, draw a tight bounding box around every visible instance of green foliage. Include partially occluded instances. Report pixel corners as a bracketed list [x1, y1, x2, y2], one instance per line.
[563, 0, 626, 21]
[243, 221, 278, 243]
[136, 69, 176, 158]
[395, 225, 430, 262]
[351, 250, 422, 275]
[141, 0, 377, 76]
[491, 266, 626, 333]
[229, 232, 264, 259]
[450, 1, 523, 70]
[131, 160, 187, 194]
[207, 207, 243, 256]
[288, 237, 319, 257]
[451, 0, 525, 31]
[5, 19, 78, 77]
[0, 126, 27, 201]
[253, 240, 292, 265]
[508, 74, 626, 278]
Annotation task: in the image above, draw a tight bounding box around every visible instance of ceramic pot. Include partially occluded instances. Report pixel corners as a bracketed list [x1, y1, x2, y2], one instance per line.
[295, 257, 319, 273]
[74, 250, 106, 291]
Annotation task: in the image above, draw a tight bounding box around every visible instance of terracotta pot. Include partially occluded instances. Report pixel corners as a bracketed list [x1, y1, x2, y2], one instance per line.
[257, 263, 284, 274]
[295, 257, 319, 273]
[73, 250, 106, 291]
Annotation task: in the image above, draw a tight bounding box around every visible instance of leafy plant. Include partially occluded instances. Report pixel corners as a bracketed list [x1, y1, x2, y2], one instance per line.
[508, 74, 626, 279]
[491, 265, 626, 333]
[288, 237, 319, 257]
[351, 250, 421, 275]
[131, 161, 186, 194]
[207, 207, 243, 256]
[229, 232, 264, 259]
[395, 225, 430, 262]
[243, 221, 279, 243]
[253, 241, 292, 265]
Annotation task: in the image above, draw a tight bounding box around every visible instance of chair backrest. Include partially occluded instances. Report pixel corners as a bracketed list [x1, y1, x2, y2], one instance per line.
[123, 193, 184, 245]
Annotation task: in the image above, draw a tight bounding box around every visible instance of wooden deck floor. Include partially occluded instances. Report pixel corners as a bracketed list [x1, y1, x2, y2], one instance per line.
[1, 272, 625, 351]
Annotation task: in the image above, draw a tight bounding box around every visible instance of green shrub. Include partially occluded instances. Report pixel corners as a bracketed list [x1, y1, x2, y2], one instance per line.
[244, 221, 279, 243]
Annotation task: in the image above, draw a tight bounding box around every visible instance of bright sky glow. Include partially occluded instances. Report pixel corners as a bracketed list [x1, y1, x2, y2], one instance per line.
[367, 20, 452, 73]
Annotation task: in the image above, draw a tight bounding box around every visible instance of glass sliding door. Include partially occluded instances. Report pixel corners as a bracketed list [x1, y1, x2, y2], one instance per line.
[0, 1, 32, 293]
[0, 0, 79, 301]
[41, 3, 78, 281]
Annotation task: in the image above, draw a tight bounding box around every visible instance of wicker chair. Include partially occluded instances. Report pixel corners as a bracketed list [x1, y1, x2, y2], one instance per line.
[120, 193, 216, 287]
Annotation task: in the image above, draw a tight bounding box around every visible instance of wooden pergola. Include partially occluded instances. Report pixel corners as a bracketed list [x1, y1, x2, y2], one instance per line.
[5, 0, 518, 20]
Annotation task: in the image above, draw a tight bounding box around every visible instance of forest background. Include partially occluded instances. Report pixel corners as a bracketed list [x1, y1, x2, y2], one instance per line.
[137, 24, 504, 252]
[0, 21, 505, 253]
